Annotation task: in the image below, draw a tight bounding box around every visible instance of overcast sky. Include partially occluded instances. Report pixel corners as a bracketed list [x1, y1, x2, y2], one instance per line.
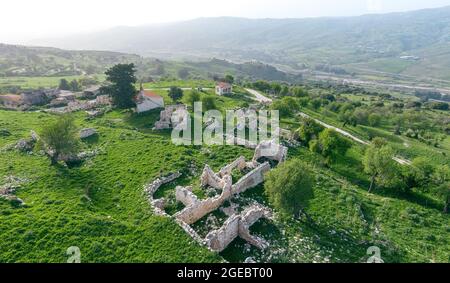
[1, 0, 450, 44]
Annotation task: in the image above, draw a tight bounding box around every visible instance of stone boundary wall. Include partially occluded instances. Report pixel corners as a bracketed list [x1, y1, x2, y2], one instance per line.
[144, 172, 182, 216]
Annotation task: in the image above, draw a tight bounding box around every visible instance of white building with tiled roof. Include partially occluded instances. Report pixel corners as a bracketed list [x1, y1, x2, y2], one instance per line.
[215, 82, 233, 96]
[135, 85, 164, 113]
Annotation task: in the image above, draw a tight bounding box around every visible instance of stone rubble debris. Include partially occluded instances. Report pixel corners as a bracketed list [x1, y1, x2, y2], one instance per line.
[154, 105, 188, 130]
[0, 176, 29, 205]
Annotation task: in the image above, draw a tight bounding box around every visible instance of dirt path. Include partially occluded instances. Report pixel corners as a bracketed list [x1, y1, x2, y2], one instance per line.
[245, 88, 273, 103]
[146, 88, 211, 91]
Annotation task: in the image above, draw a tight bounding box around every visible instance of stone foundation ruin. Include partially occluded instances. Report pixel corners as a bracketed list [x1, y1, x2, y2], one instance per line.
[143, 140, 288, 255]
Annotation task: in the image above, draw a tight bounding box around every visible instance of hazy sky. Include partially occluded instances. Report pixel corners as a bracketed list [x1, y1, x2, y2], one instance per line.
[1, 0, 450, 44]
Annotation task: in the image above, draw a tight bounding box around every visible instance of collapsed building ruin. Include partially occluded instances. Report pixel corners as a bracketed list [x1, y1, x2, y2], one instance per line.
[154, 105, 187, 130]
[144, 139, 288, 254]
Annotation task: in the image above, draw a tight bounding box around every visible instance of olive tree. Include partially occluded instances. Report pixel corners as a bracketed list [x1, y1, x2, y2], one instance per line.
[264, 159, 315, 220]
[363, 138, 399, 192]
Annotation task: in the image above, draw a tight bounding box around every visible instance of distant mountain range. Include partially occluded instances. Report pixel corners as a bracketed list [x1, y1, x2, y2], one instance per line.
[30, 6, 450, 83]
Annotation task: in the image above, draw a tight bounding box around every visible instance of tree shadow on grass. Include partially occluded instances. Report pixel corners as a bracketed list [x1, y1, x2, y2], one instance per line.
[375, 187, 443, 212]
[81, 134, 99, 145]
[123, 109, 161, 131]
[331, 153, 370, 189]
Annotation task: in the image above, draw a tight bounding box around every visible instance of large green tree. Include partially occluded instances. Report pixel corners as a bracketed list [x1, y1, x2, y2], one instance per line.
[101, 63, 137, 109]
[39, 114, 79, 165]
[201, 96, 216, 111]
[224, 74, 234, 84]
[271, 97, 299, 118]
[363, 138, 398, 192]
[264, 159, 314, 220]
[432, 165, 450, 213]
[316, 128, 351, 160]
[296, 117, 323, 144]
[58, 78, 70, 90]
[168, 86, 184, 102]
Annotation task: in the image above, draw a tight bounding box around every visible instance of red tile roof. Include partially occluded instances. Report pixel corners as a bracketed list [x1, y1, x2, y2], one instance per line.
[142, 90, 162, 98]
[216, 82, 232, 88]
[0, 94, 22, 103]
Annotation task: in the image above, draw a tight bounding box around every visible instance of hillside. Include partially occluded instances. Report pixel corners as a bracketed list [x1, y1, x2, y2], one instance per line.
[0, 44, 296, 93]
[30, 6, 450, 84]
[0, 44, 140, 77]
[1, 80, 448, 263]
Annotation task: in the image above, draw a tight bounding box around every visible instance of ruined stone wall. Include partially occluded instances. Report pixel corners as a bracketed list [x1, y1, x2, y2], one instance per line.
[232, 162, 270, 195]
[200, 165, 227, 190]
[174, 186, 230, 225]
[218, 156, 247, 177]
[252, 139, 288, 163]
[175, 219, 204, 245]
[205, 215, 240, 252]
[144, 172, 182, 216]
[204, 205, 271, 252]
[155, 104, 187, 130]
[143, 137, 288, 254]
[175, 186, 198, 207]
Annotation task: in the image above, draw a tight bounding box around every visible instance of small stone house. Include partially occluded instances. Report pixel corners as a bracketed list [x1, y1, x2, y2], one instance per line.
[135, 86, 164, 113]
[215, 82, 233, 96]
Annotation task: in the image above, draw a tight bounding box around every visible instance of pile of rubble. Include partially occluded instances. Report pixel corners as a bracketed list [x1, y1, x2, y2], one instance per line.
[14, 131, 39, 153]
[144, 139, 288, 254]
[46, 95, 111, 114]
[154, 105, 188, 130]
[0, 176, 29, 205]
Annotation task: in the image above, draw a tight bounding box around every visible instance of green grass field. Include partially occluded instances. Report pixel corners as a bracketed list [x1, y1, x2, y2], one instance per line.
[0, 75, 105, 90]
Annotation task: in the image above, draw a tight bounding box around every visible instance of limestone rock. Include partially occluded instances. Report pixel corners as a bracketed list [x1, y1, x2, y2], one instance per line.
[80, 128, 97, 139]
